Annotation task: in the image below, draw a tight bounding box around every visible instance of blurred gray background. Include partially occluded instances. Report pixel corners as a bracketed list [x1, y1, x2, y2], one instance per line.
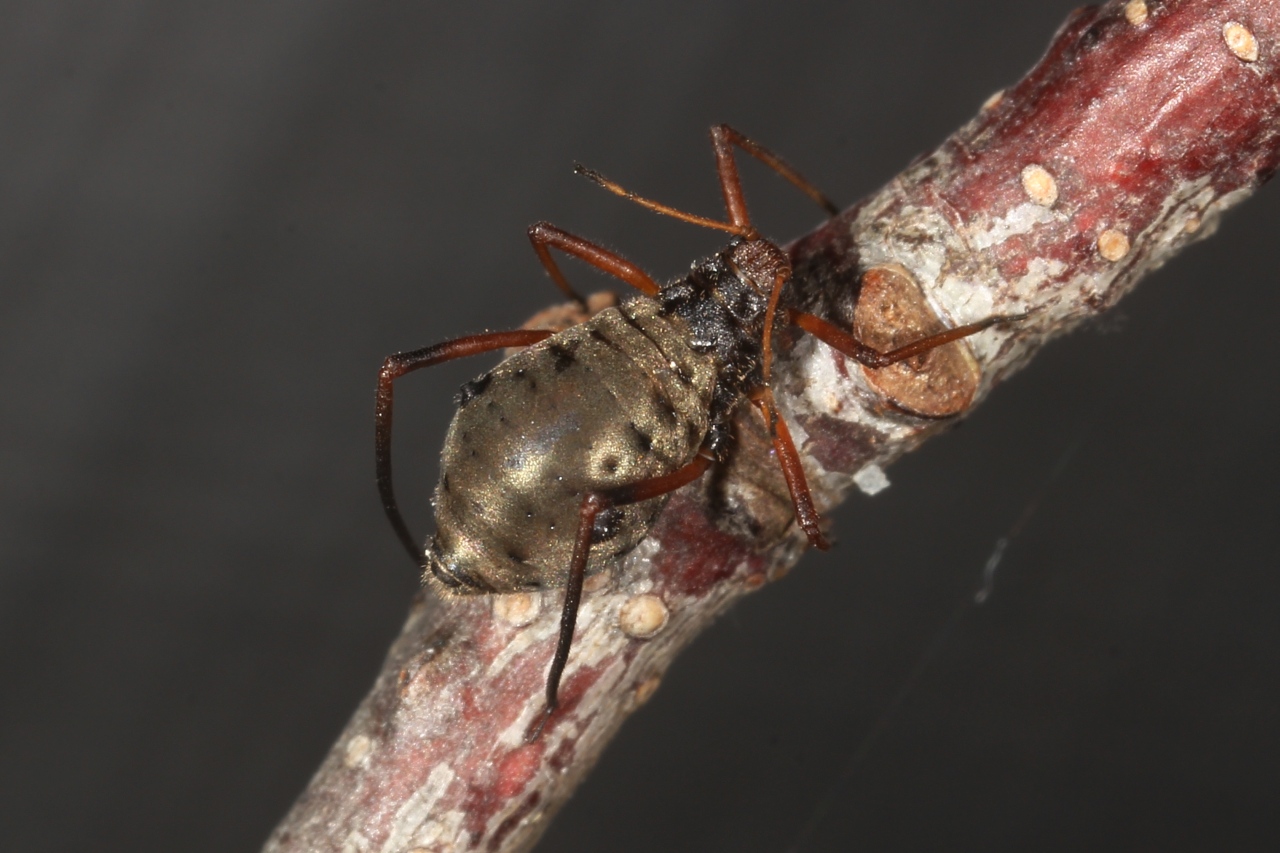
[2, 2, 1278, 851]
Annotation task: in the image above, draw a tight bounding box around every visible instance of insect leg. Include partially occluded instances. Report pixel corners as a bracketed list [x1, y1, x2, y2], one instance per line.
[574, 165, 751, 237]
[528, 453, 715, 741]
[752, 266, 831, 549]
[787, 310, 1024, 369]
[527, 221, 662, 300]
[376, 329, 554, 569]
[574, 125, 837, 238]
[709, 124, 840, 233]
[749, 390, 831, 551]
[761, 268, 790, 388]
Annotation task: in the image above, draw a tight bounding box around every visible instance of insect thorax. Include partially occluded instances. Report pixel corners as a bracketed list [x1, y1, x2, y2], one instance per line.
[655, 237, 781, 455]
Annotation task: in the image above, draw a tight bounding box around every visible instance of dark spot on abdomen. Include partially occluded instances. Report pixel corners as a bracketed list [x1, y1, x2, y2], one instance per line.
[509, 367, 537, 392]
[454, 373, 492, 406]
[653, 391, 679, 424]
[628, 422, 653, 453]
[547, 342, 576, 373]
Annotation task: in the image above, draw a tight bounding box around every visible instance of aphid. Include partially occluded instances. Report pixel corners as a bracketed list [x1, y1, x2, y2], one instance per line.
[376, 125, 1014, 735]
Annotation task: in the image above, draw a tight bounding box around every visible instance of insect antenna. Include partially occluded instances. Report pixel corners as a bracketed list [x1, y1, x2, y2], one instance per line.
[574, 164, 753, 237]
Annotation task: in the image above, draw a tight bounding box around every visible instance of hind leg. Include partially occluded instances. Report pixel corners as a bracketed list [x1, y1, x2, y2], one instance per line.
[376, 329, 554, 568]
[527, 452, 714, 741]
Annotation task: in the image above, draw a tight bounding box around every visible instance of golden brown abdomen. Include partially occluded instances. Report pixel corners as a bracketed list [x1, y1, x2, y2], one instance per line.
[427, 298, 717, 593]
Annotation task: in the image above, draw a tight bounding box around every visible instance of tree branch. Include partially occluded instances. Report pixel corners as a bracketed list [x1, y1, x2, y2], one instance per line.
[264, 2, 1280, 851]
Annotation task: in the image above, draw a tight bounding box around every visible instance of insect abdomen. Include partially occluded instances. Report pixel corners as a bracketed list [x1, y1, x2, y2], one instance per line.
[428, 299, 716, 593]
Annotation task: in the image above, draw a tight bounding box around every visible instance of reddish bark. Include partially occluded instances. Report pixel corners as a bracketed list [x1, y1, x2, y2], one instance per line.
[264, 3, 1280, 851]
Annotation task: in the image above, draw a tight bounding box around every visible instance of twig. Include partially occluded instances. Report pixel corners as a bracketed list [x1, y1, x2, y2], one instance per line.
[264, 2, 1280, 851]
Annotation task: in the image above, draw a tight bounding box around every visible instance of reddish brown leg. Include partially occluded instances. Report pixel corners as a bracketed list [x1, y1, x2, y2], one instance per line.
[527, 221, 661, 300]
[709, 124, 839, 233]
[788, 309, 1023, 369]
[760, 309, 1025, 546]
[750, 390, 830, 551]
[527, 452, 715, 741]
[575, 125, 837, 240]
[753, 264, 833, 550]
[760, 268, 790, 388]
[574, 165, 750, 237]
[377, 329, 554, 569]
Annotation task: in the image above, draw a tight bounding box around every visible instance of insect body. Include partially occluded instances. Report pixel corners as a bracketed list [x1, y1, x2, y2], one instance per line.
[431, 234, 797, 593]
[432, 295, 718, 593]
[376, 126, 1013, 735]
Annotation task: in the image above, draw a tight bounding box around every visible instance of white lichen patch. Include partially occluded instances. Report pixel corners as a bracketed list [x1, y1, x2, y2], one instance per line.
[417, 683, 467, 740]
[380, 764, 457, 853]
[484, 613, 552, 679]
[849, 200, 1031, 379]
[1223, 22, 1259, 63]
[1018, 256, 1067, 292]
[619, 535, 661, 587]
[793, 340, 844, 417]
[935, 273, 998, 326]
[783, 353, 848, 484]
[344, 734, 374, 768]
[496, 713, 535, 749]
[968, 201, 1059, 251]
[1121, 179, 1216, 260]
[531, 584, 647, 697]
[1123, 0, 1148, 25]
[342, 832, 371, 853]
[618, 594, 669, 638]
[799, 356, 902, 453]
[1199, 185, 1252, 235]
[854, 464, 890, 496]
[853, 202, 953, 288]
[780, 344, 918, 501]
[398, 811, 466, 853]
[1020, 165, 1059, 207]
[789, 335, 848, 419]
[1119, 176, 1231, 280]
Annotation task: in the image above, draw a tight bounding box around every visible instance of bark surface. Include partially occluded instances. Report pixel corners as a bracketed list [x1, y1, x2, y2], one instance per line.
[265, 2, 1280, 851]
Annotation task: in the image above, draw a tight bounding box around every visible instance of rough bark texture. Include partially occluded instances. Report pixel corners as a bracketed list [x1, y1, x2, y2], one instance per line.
[265, 2, 1280, 851]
